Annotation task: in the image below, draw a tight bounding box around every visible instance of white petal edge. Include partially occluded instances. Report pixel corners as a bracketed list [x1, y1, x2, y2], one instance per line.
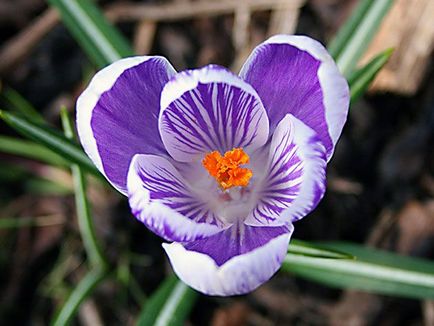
[161, 64, 263, 112]
[276, 115, 327, 223]
[163, 224, 293, 296]
[240, 34, 350, 161]
[127, 154, 223, 242]
[77, 56, 176, 194]
[246, 114, 327, 226]
[159, 65, 269, 162]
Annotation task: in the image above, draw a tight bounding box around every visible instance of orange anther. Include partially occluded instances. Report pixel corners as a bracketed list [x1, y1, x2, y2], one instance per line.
[202, 148, 252, 190]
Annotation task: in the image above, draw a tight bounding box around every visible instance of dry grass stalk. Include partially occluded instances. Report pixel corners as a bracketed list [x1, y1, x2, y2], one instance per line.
[267, 0, 303, 36]
[0, 8, 59, 75]
[106, 0, 304, 22]
[134, 20, 157, 55]
[231, 0, 305, 71]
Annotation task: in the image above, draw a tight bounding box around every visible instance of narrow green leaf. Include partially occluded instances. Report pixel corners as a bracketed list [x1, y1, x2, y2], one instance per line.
[1, 87, 45, 123]
[25, 177, 73, 195]
[0, 135, 68, 167]
[328, 0, 374, 59]
[288, 239, 354, 259]
[324, 242, 434, 273]
[283, 242, 434, 299]
[348, 48, 393, 103]
[336, 0, 394, 77]
[48, 0, 133, 68]
[0, 110, 100, 177]
[50, 109, 109, 326]
[0, 215, 64, 229]
[136, 276, 198, 326]
[0, 162, 27, 181]
[51, 268, 109, 326]
[61, 108, 107, 269]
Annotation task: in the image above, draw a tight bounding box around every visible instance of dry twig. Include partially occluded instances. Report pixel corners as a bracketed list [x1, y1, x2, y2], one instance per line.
[0, 8, 59, 75]
[106, 0, 304, 22]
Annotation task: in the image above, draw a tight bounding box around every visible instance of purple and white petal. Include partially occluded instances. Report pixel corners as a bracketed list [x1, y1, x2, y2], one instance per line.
[246, 114, 327, 226]
[77, 56, 176, 194]
[240, 35, 349, 161]
[163, 223, 293, 296]
[159, 65, 269, 162]
[127, 154, 223, 242]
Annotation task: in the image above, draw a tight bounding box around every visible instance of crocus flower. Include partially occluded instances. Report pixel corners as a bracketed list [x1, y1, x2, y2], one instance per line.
[77, 35, 349, 296]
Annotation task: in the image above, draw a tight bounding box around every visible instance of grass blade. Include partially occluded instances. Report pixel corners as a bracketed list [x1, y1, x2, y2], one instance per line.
[0, 110, 100, 177]
[1, 87, 45, 123]
[48, 0, 133, 68]
[49, 109, 109, 326]
[51, 268, 108, 326]
[136, 239, 352, 326]
[26, 177, 73, 195]
[328, 0, 374, 59]
[0, 162, 27, 181]
[288, 239, 354, 259]
[348, 48, 393, 103]
[283, 242, 434, 299]
[335, 0, 394, 77]
[136, 276, 198, 326]
[0, 215, 64, 229]
[0, 135, 68, 167]
[61, 108, 107, 269]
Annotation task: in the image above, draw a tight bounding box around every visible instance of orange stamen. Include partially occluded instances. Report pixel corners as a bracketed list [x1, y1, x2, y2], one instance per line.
[202, 148, 252, 190]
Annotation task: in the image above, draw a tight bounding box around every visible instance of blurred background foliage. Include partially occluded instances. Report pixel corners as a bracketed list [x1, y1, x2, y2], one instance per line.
[1, 0, 434, 325]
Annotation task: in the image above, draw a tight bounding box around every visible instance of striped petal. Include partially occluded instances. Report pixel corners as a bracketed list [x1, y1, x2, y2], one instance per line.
[77, 56, 176, 194]
[163, 223, 293, 296]
[240, 35, 349, 161]
[127, 154, 222, 242]
[246, 114, 327, 226]
[159, 65, 269, 162]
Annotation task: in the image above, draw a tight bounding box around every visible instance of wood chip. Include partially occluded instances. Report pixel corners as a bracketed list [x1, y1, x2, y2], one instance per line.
[360, 0, 434, 95]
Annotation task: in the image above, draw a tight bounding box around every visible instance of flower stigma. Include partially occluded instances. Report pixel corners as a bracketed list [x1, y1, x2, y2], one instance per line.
[202, 148, 253, 190]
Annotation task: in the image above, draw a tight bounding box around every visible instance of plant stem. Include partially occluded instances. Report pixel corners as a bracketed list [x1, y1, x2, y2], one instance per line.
[60, 108, 108, 269]
[51, 267, 109, 326]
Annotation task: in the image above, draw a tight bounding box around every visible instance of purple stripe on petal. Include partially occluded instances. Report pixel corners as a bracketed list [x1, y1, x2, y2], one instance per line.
[163, 223, 293, 296]
[127, 154, 222, 242]
[159, 65, 269, 162]
[185, 223, 291, 266]
[77, 56, 176, 194]
[246, 114, 327, 226]
[240, 35, 349, 161]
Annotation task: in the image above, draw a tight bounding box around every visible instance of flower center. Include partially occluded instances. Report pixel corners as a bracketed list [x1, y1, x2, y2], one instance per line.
[202, 148, 253, 190]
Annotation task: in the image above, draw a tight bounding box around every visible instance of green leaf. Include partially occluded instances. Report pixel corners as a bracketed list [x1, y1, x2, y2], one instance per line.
[0, 135, 68, 167]
[348, 48, 393, 103]
[25, 177, 73, 195]
[135, 240, 351, 326]
[328, 0, 375, 59]
[0, 162, 27, 181]
[288, 239, 354, 259]
[0, 215, 64, 229]
[136, 276, 198, 326]
[60, 107, 107, 268]
[282, 242, 434, 299]
[1, 87, 45, 123]
[49, 109, 109, 326]
[334, 0, 394, 77]
[48, 0, 133, 68]
[51, 267, 109, 326]
[0, 110, 100, 177]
